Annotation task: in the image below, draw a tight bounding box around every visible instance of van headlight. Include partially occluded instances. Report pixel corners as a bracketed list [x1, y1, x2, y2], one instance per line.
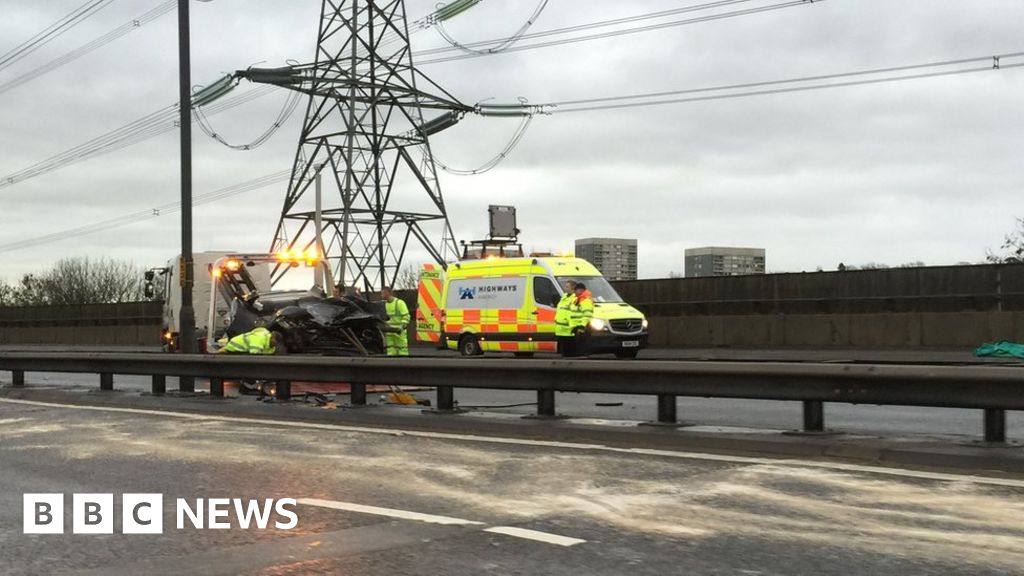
[642, 319, 649, 330]
[589, 318, 607, 331]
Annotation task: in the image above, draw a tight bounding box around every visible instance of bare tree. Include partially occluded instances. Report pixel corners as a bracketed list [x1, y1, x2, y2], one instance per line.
[10, 274, 46, 306]
[987, 217, 1024, 264]
[2, 258, 146, 306]
[0, 281, 13, 307]
[394, 264, 420, 290]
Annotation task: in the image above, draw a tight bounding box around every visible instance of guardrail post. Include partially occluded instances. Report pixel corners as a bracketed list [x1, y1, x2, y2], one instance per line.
[537, 390, 556, 417]
[99, 373, 113, 391]
[437, 386, 455, 411]
[151, 375, 166, 395]
[657, 394, 677, 423]
[350, 383, 366, 406]
[12, 370, 25, 387]
[209, 377, 224, 398]
[277, 381, 291, 401]
[802, 400, 824, 432]
[984, 408, 1006, 443]
[179, 376, 195, 394]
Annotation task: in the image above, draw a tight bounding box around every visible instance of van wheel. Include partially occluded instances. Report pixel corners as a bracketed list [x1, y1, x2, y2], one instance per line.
[513, 352, 534, 358]
[458, 334, 482, 357]
[614, 349, 639, 359]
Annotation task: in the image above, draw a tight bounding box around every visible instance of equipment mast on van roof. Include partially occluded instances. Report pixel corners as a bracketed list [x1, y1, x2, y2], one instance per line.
[460, 205, 524, 260]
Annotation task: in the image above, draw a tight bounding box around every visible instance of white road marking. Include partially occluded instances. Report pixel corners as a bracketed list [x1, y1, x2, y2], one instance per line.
[297, 498, 585, 546]
[483, 526, 586, 547]
[298, 498, 483, 526]
[1, 397, 1022, 488]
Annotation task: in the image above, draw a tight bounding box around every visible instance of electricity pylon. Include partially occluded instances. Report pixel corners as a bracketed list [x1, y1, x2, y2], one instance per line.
[239, 0, 472, 290]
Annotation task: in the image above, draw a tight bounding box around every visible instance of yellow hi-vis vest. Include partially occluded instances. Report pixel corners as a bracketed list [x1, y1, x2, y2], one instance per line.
[554, 292, 576, 337]
[221, 327, 276, 354]
[385, 298, 410, 330]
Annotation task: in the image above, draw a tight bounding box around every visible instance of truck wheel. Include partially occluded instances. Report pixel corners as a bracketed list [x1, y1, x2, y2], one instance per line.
[458, 334, 482, 357]
[614, 349, 639, 359]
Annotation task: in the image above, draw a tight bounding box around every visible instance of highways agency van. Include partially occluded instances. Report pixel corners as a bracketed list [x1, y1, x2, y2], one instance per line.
[416, 257, 648, 358]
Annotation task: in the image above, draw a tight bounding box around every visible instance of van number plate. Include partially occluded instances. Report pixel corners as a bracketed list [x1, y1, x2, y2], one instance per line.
[622, 341, 640, 348]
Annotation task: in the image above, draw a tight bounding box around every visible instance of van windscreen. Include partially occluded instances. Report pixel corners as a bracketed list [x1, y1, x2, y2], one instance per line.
[555, 276, 623, 303]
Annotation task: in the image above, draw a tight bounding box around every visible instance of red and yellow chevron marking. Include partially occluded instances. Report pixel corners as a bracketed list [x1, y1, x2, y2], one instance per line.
[415, 263, 444, 343]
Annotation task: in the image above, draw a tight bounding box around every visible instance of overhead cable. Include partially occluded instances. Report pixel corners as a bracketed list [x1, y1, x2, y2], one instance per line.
[543, 51, 1024, 114]
[427, 50, 1024, 175]
[435, 0, 550, 55]
[0, 0, 117, 73]
[195, 89, 303, 150]
[0, 1, 175, 97]
[0, 170, 291, 253]
[432, 100, 538, 175]
[417, 0, 757, 57]
[417, 0, 818, 66]
[0, 85, 276, 190]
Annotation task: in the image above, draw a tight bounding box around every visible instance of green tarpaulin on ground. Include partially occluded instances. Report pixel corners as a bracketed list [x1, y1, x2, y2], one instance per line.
[973, 341, 1024, 359]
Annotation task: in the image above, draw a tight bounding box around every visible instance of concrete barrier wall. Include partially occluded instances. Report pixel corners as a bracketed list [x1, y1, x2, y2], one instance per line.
[645, 312, 1021, 348]
[3, 265, 1023, 349]
[613, 263, 1024, 316]
[607, 264, 1024, 348]
[0, 301, 163, 346]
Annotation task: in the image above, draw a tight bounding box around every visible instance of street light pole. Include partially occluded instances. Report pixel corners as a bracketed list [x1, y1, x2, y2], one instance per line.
[177, 0, 197, 389]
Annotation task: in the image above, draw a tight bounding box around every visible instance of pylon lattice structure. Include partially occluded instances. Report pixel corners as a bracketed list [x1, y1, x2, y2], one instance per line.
[242, 0, 470, 290]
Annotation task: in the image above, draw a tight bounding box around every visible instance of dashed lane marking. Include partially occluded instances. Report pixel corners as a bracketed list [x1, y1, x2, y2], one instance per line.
[298, 498, 483, 526]
[483, 526, 587, 547]
[298, 498, 585, 547]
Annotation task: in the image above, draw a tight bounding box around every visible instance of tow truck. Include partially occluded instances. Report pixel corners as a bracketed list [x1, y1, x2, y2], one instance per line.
[144, 250, 319, 352]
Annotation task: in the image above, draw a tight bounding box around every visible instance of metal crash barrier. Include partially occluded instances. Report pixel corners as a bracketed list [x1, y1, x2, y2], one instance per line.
[0, 352, 1021, 443]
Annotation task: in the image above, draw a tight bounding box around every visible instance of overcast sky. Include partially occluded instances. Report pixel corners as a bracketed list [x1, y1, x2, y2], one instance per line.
[1, 0, 1023, 284]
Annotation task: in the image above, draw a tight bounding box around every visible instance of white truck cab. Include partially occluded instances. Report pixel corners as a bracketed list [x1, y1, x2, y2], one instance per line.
[149, 252, 272, 351]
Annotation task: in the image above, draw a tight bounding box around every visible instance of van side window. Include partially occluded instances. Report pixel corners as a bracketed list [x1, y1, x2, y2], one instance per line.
[533, 277, 560, 308]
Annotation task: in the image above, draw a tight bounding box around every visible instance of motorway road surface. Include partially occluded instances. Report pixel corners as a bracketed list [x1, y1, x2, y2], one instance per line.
[1, 398, 1023, 575]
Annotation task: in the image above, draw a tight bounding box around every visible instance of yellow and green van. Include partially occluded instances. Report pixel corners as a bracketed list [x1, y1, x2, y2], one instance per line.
[416, 257, 648, 358]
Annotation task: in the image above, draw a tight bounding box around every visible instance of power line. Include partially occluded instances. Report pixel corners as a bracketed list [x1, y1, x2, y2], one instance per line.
[417, 0, 759, 57]
[432, 113, 535, 175]
[426, 50, 1023, 175]
[417, 0, 817, 66]
[435, 0, 550, 56]
[344, 0, 780, 66]
[0, 1, 176, 97]
[195, 89, 303, 150]
[0, 170, 291, 253]
[0, 85, 277, 190]
[3, 0, 768, 183]
[8, 53, 1021, 250]
[0, 0, 117, 73]
[543, 51, 1024, 114]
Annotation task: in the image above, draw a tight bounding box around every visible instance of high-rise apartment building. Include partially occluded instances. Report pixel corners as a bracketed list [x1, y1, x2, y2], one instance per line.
[575, 238, 638, 281]
[684, 247, 765, 277]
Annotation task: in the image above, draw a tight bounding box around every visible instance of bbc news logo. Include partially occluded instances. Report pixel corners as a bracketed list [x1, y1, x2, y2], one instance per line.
[23, 494, 298, 534]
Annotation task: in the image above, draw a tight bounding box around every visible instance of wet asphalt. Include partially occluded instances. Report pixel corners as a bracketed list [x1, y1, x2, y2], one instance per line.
[1, 399, 1023, 575]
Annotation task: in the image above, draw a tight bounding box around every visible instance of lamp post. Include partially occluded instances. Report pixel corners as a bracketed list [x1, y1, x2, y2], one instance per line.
[177, 0, 196, 391]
